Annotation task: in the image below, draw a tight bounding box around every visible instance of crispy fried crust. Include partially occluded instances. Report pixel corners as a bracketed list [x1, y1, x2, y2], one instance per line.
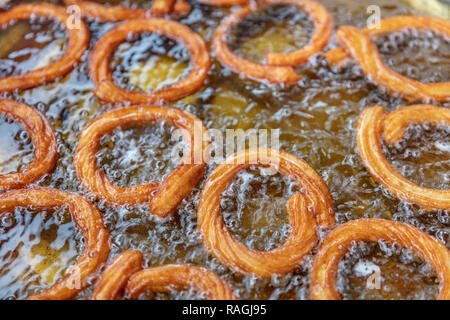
[0, 99, 58, 191]
[126, 265, 236, 300]
[196, 148, 335, 277]
[310, 218, 450, 300]
[325, 16, 450, 102]
[0, 187, 111, 300]
[356, 105, 450, 210]
[89, 18, 211, 105]
[74, 105, 209, 218]
[0, 4, 89, 92]
[212, 0, 333, 84]
[62, 0, 190, 22]
[92, 251, 143, 300]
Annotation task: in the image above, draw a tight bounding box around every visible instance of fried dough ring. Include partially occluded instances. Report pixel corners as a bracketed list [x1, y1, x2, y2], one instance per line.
[310, 218, 450, 300]
[325, 16, 450, 102]
[0, 187, 111, 300]
[212, 0, 333, 84]
[0, 99, 58, 192]
[62, 0, 191, 22]
[0, 4, 89, 92]
[89, 19, 211, 105]
[356, 105, 450, 211]
[74, 105, 209, 218]
[196, 148, 335, 277]
[126, 264, 237, 300]
[92, 250, 144, 300]
[197, 0, 251, 5]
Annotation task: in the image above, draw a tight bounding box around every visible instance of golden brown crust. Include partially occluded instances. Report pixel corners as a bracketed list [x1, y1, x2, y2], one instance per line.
[126, 265, 237, 300]
[310, 218, 450, 300]
[89, 18, 211, 105]
[92, 251, 143, 300]
[212, 0, 333, 84]
[0, 187, 111, 300]
[325, 16, 450, 102]
[356, 105, 450, 211]
[196, 148, 335, 277]
[74, 105, 209, 218]
[0, 4, 90, 92]
[0, 99, 58, 192]
[62, 0, 190, 22]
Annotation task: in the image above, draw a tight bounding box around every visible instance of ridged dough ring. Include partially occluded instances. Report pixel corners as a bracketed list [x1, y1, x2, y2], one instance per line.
[92, 251, 236, 300]
[212, 0, 333, 84]
[92, 250, 144, 300]
[89, 18, 211, 105]
[126, 264, 237, 300]
[74, 105, 209, 218]
[356, 105, 450, 211]
[310, 218, 450, 300]
[197, 0, 251, 5]
[0, 4, 89, 92]
[0, 187, 111, 300]
[62, 0, 191, 22]
[325, 16, 450, 102]
[0, 98, 58, 192]
[197, 148, 335, 277]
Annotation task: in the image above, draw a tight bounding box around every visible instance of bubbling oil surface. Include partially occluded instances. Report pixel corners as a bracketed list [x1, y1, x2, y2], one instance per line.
[0, 0, 448, 300]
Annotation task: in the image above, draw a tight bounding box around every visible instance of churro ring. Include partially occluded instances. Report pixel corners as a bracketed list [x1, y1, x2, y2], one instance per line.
[92, 250, 144, 300]
[196, 148, 335, 277]
[310, 218, 450, 300]
[89, 19, 211, 105]
[197, 0, 251, 5]
[212, 0, 333, 84]
[0, 187, 110, 300]
[0, 99, 58, 192]
[62, 0, 191, 22]
[126, 264, 237, 300]
[325, 16, 450, 102]
[0, 4, 89, 92]
[356, 105, 450, 211]
[74, 105, 209, 218]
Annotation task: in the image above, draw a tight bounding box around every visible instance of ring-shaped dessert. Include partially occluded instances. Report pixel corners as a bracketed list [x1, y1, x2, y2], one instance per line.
[0, 4, 90, 92]
[74, 105, 209, 218]
[0, 99, 58, 192]
[126, 264, 237, 300]
[92, 251, 236, 300]
[356, 105, 450, 211]
[197, 0, 251, 6]
[89, 18, 211, 105]
[196, 148, 335, 277]
[212, 0, 334, 84]
[62, 0, 191, 22]
[310, 218, 450, 300]
[0, 187, 111, 300]
[325, 16, 450, 102]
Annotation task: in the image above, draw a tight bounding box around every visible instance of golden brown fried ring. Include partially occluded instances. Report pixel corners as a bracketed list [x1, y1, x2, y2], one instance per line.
[0, 4, 89, 92]
[62, 0, 190, 22]
[197, 0, 250, 5]
[126, 265, 237, 300]
[0, 99, 58, 192]
[0, 187, 111, 300]
[356, 105, 450, 211]
[92, 251, 143, 300]
[325, 16, 450, 102]
[196, 148, 335, 277]
[74, 105, 209, 218]
[89, 18, 211, 105]
[310, 218, 450, 300]
[212, 0, 333, 84]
